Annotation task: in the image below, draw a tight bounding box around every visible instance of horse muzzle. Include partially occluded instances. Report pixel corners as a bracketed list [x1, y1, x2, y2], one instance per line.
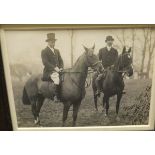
[127, 66, 133, 77]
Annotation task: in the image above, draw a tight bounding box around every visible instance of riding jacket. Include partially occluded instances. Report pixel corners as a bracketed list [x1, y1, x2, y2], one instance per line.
[41, 46, 64, 80]
[98, 47, 118, 69]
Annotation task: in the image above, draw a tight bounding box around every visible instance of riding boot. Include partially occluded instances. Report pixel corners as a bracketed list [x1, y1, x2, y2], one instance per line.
[95, 76, 102, 96]
[95, 73, 105, 96]
[96, 82, 101, 96]
[54, 85, 60, 103]
[120, 79, 126, 94]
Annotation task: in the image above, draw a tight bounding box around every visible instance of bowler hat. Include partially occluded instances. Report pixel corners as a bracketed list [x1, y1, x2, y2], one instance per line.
[46, 33, 57, 42]
[105, 36, 114, 42]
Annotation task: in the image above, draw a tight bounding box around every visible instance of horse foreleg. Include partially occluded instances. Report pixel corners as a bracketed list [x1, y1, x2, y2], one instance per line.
[105, 97, 109, 116]
[116, 93, 122, 114]
[102, 95, 106, 112]
[72, 102, 81, 127]
[92, 73, 98, 111]
[31, 98, 38, 124]
[35, 94, 44, 125]
[62, 102, 71, 127]
[116, 93, 122, 121]
[94, 94, 98, 111]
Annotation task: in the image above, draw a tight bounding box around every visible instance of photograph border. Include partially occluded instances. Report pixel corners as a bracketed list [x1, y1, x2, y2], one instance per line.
[1, 24, 155, 131]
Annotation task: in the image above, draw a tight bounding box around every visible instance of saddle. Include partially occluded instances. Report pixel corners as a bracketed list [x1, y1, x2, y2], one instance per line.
[100, 66, 114, 79]
[39, 73, 64, 99]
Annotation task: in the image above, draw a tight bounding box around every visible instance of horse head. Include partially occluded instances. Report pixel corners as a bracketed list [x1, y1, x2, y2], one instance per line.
[83, 44, 103, 72]
[119, 46, 133, 77]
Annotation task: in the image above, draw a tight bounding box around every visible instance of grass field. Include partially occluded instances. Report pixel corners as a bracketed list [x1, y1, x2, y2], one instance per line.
[12, 78, 151, 127]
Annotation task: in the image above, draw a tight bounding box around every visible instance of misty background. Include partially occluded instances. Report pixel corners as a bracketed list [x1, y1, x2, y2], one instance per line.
[5, 28, 155, 80]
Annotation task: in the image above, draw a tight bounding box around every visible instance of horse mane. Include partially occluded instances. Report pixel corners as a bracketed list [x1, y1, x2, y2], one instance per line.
[62, 52, 86, 72]
[72, 52, 86, 69]
[114, 52, 131, 71]
[113, 54, 122, 71]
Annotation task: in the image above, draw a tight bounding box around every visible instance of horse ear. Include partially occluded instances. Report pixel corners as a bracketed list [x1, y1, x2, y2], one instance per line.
[128, 47, 131, 53]
[92, 43, 95, 50]
[122, 46, 126, 54]
[83, 45, 88, 52]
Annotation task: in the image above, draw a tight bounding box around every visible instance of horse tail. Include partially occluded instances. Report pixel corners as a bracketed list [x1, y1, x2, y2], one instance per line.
[22, 86, 31, 105]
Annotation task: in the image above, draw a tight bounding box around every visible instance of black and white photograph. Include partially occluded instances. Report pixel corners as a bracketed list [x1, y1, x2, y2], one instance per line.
[1, 0, 155, 155]
[1, 25, 155, 130]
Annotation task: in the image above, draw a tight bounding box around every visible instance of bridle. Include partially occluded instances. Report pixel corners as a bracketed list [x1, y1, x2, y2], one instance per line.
[67, 53, 101, 89]
[84, 52, 101, 68]
[114, 53, 133, 76]
[61, 53, 101, 74]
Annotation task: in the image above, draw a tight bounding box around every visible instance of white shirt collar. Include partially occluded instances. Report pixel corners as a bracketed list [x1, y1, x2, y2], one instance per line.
[106, 46, 112, 51]
[48, 45, 55, 53]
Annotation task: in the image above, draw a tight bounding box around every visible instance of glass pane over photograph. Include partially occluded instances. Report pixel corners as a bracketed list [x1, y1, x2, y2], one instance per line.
[4, 28, 155, 128]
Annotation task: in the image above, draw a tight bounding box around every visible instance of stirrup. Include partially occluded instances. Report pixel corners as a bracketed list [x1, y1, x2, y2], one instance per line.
[95, 91, 101, 97]
[54, 96, 60, 103]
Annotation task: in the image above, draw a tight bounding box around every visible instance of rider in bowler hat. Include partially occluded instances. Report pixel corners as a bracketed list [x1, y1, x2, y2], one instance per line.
[95, 35, 118, 96]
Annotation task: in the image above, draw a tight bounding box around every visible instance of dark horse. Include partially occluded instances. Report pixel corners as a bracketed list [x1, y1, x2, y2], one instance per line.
[92, 47, 133, 120]
[22, 44, 103, 126]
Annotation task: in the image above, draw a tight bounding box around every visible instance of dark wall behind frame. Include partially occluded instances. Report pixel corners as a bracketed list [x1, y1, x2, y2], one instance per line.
[0, 46, 13, 131]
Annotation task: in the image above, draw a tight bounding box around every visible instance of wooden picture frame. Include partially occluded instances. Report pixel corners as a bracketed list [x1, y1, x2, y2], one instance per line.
[0, 24, 155, 130]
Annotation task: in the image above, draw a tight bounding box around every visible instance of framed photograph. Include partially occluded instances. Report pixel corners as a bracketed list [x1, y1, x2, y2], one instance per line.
[1, 24, 155, 130]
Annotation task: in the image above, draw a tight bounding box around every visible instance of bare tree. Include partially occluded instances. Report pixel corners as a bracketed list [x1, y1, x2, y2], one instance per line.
[140, 28, 149, 73]
[146, 28, 155, 78]
[71, 30, 74, 67]
[115, 29, 126, 48]
[131, 29, 136, 60]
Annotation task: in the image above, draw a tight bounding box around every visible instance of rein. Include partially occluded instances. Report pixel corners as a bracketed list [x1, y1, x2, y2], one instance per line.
[91, 61, 101, 67]
[68, 71, 85, 90]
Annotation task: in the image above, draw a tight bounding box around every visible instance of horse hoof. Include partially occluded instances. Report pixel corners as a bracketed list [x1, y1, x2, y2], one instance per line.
[34, 120, 37, 124]
[116, 116, 120, 122]
[34, 120, 40, 125]
[102, 109, 105, 113]
[34, 117, 40, 125]
[105, 116, 110, 123]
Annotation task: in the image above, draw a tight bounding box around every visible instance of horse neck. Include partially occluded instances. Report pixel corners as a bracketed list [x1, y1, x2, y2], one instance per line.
[71, 54, 88, 87]
[112, 55, 124, 79]
[114, 55, 122, 72]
